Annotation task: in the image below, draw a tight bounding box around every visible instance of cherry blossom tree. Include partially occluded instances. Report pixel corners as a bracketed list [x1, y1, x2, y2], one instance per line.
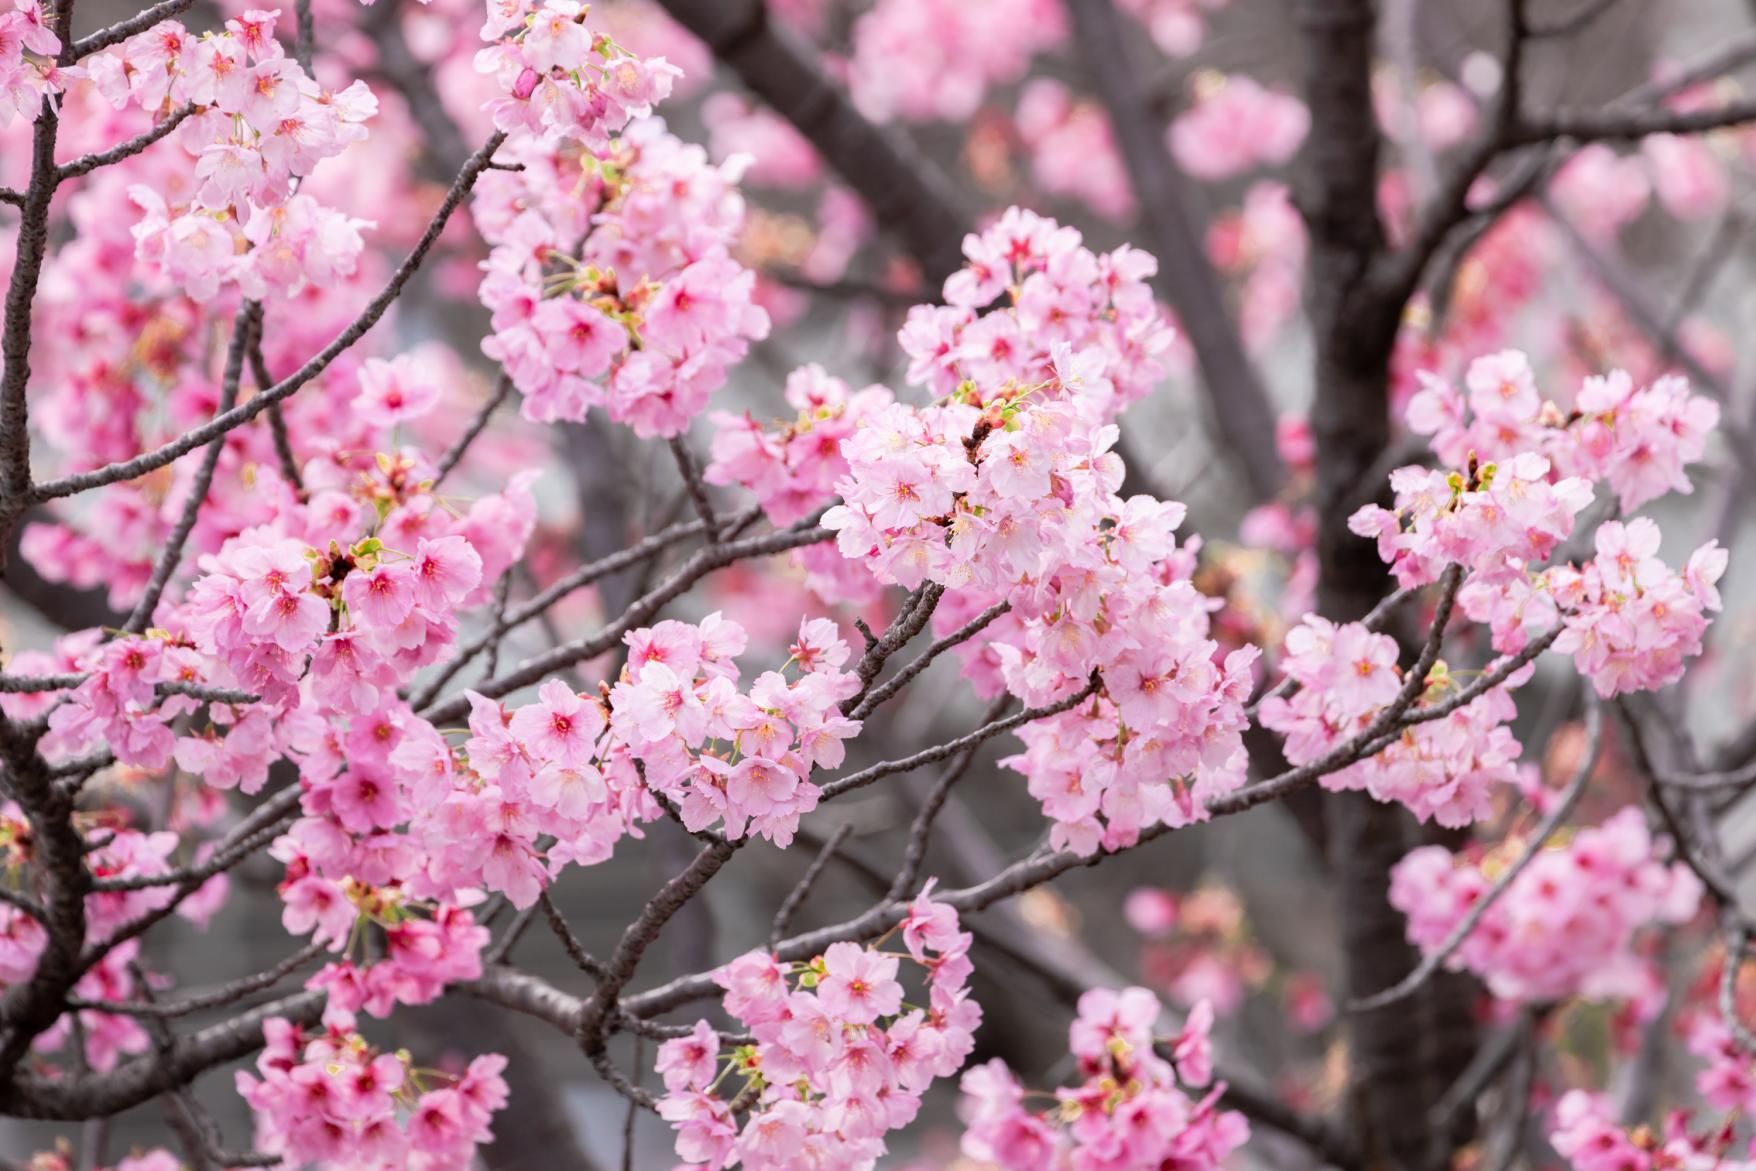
[2, 1, 1756, 1170]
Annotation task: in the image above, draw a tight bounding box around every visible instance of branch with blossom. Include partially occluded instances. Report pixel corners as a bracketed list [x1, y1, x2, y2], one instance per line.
[7, 1, 1756, 1171]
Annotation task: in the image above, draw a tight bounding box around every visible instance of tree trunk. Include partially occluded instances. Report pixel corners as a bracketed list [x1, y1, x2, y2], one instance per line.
[1298, 1, 1480, 1166]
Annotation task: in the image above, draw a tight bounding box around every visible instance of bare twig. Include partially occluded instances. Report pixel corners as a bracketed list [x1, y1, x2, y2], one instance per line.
[432, 374, 516, 489]
[850, 599, 1010, 721]
[67, 942, 324, 1020]
[540, 890, 607, 980]
[820, 673, 1101, 800]
[667, 436, 720, 542]
[769, 822, 852, 948]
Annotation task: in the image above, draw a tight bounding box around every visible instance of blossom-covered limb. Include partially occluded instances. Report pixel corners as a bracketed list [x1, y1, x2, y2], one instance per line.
[1350, 694, 1602, 1013]
[31, 131, 512, 505]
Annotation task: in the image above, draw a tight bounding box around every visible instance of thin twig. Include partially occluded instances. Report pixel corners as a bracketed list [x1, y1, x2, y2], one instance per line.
[67, 942, 324, 1019]
[541, 890, 607, 980]
[820, 673, 1101, 800]
[850, 599, 1010, 721]
[432, 374, 515, 489]
[125, 303, 262, 634]
[886, 695, 1012, 901]
[769, 822, 852, 948]
[667, 436, 720, 542]
[55, 103, 195, 181]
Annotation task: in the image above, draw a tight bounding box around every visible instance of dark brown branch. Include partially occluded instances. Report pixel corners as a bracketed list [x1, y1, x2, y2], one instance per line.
[656, 0, 972, 284]
[72, 0, 197, 58]
[0, 71, 64, 557]
[842, 581, 944, 714]
[55, 103, 196, 181]
[575, 839, 739, 1057]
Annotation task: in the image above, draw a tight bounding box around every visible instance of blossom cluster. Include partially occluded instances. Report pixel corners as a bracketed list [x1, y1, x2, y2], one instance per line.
[1013, 80, 1136, 222]
[1206, 181, 1306, 350]
[0, 0, 65, 126]
[1351, 354, 1728, 699]
[820, 365, 1258, 852]
[1403, 350, 1720, 513]
[712, 209, 1184, 605]
[1688, 1010, 1756, 1116]
[1117, 0, 1230, 58]
[656, 884, 981, 1170]
[1550, 1090, 1750, 1171]
[236, 1018, 507, 1170]
[706, 364, 896, 526]
[1258, 614, 1531, 827]
[959, 988, 1249, 1171]
[1389, 807, 1701, 1004]
[475, 0, 680, 147]
[91, 13, 378, 301]
[602, 614, 861, 848]
[1169, 74, 1309, 182]
[901, 208, 1176, 416]
[476, 115, 770, 437]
